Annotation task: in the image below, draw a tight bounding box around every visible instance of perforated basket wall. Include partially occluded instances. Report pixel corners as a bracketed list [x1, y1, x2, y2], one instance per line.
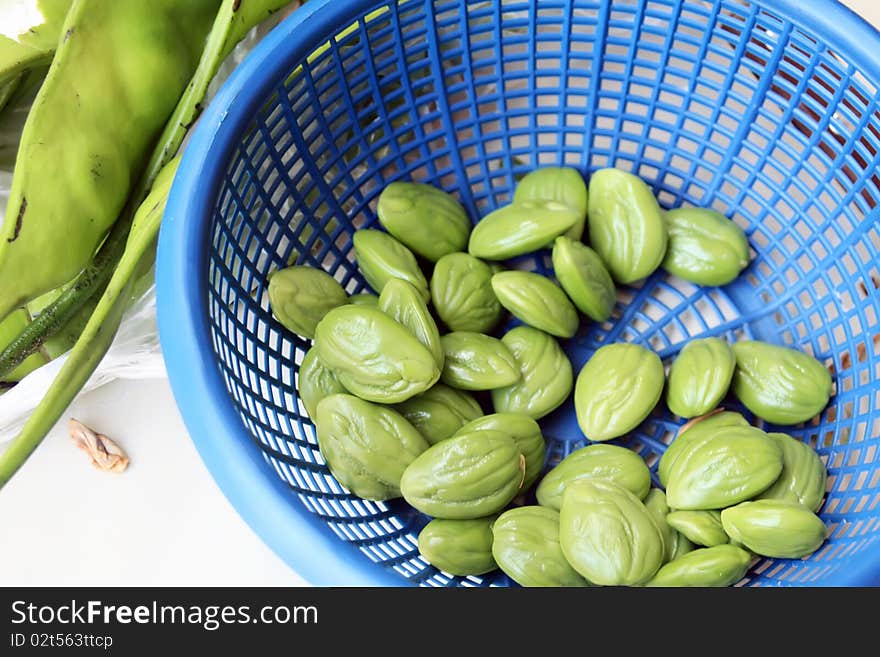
[159, 0, 880, 586]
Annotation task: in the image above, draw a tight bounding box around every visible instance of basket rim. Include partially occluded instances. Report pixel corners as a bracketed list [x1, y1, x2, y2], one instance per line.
[157, 0, 880, 587]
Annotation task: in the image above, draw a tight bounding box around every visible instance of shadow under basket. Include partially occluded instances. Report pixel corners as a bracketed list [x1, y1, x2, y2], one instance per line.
[158, 0, 880, 586]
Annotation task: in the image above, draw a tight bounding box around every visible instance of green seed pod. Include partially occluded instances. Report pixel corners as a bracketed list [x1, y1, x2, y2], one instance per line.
[456, 413, 545, 489]
[491, 326, 573, 420]
[536, 444, 651, 510]
[666, 338, 736, 418]
[349, 293, 379, 307]
[430, 253, 501, 333]
[732, 341, 832, 425]
[314, 305, 440, 404]
[666, 511, 729, 547]
[645, 545, 752, 587]
[758, 433, 827, 512]
[315, 394, 429, 500]
[658, 410, 750, 488]
[400, 430, 524, 519]
[559, 479, 665, 586]
[490, 271, 579, 338]
[0, 0, 220, 318]
[417, 517, 496, 576]
[352, 229, 429, 301]
[662, 208, 750, 286]
[665, 425, 783, 510]
[513, 167, 589, 241]
[573, 343, 664, 441]
[587, 168, 667, 284]
[551, 236, 616, 322]
[377, 182, 471, 262]
[395, 384, 483, 446]
[267, 266, 348, 339]
[379, 278, 444, 370]
[298, 348, 347, 419]
[468, 201, 581, 260]
[492, 506, 589, 587]
[439, 331, 520, 391]
[721, 500, 827, 559]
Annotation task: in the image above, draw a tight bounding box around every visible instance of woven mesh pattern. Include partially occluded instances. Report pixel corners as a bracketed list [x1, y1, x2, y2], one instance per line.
[203, 0, 880, 585]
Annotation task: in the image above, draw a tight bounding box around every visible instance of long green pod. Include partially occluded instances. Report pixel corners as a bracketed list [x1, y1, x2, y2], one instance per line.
[0, 0, 298, 378]
[0, 0, 72, 112]
[135, 0, 298, 207]
[0, 0, 221, 321]
[0, 2, 308, 485]
[0, 157, 181, 486]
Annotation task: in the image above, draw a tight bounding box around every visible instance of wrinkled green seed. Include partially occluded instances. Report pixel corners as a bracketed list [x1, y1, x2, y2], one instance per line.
[377, 182, 471, 262]
[349, 293, 379, 307]
[646, 545, 752, 587]
[268, 266, 348, 339]
[314, 305, 439, 404]
[644, 488, 677, 563]
[665, 424, 783, 510]
[551, 236, 616, 322]
[417, 517, 496, 576]
[758, 433, 827, 512]
[400, 430, 524, 519]
[721, 500, 826, 559]
[514, 166, 588, 241]
[536, 443, 652, 511]
[574, 342, 665, 441]
[492, 506, 589, 587]
[491, 270, 579, 338]
[468, 201, 581, 260]
[379, 278, 444, 370]
[587, 168, 668, 284]
[315, 394, 429, 500]
[732, 340, 832, 425]
[299, 348, 347, 419]
[662, 208, 750, 286]
[559, 479, 665, 586]
[439, 332, 520, 391]
[670, 532, 696, 561]
[352, 229, 429, 301]
[456, 413, 545, 490]
[666, 510, 729, 547]
[430, 252, 501, 333]
[666, 338, 736, 418]
[395, 384, 483, 445]
[491, 326, 573, 420]
[658, 411, 750, 488]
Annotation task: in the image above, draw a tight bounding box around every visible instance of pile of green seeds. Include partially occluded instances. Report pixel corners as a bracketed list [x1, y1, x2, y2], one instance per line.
[268, 166, 832, 587]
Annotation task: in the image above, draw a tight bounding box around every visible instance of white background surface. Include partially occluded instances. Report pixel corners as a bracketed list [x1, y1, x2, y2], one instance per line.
[0, 0, 876, 587]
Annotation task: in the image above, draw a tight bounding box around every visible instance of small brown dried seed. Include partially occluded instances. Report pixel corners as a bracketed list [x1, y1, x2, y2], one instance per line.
[69, 419, 129, 474]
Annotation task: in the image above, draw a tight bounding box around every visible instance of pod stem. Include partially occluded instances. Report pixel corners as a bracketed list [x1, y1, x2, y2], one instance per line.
[0, 213, 130, 378]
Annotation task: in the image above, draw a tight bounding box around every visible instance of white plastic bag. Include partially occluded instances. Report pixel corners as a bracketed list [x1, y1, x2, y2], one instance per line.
[0, 284, 164, 443]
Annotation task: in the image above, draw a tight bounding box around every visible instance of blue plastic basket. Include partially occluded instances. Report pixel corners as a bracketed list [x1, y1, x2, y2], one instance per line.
[157, 0, 880, 586]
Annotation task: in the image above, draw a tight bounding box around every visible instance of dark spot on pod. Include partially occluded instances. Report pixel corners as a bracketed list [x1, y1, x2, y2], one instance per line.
[64, 27, 75, 42]
[233, 0, 242, 11]
[181, 103, 205, 131]
[7, 198, 26, 243]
